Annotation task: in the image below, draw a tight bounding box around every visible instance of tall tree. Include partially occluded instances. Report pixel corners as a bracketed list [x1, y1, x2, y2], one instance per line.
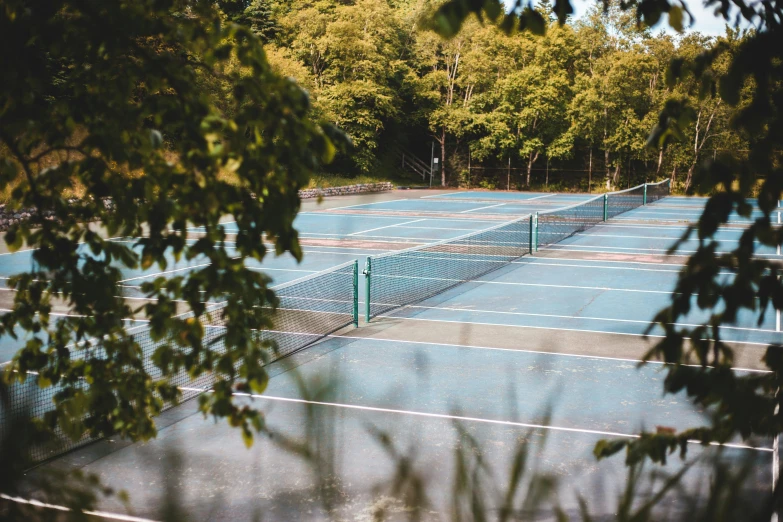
[0, 0, 343, 447]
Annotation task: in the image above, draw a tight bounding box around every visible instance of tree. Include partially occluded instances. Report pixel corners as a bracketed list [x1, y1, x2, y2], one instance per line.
[0, 0, 343, 448]
[234, 0, 280, 42]
[271, 0, 407, 173]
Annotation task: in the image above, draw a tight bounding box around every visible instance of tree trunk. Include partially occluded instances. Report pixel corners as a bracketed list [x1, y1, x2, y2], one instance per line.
[526, 151, 538, 186]
[440, 126, 446, 187]
[545, 157, 549, 189]
[588, 147, 593, 193]
[604, 149, 611, 190]
[612, 163, 620, 187]
[507, 156, 511, 191]
[685, 162, 696, 192]
[467, 148, 471, 189]
[671, 165, 677, 184]
[656, 148, 664, 176]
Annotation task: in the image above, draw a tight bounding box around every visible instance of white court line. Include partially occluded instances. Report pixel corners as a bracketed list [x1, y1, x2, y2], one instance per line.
[378, 315, 777, 349]
[298, 232, 437, 240]
[518, 259, 683, 273]
[526, 194, 557, 201]
[346, 218, 425, 237]
[516, 259, 739, 277]
[395, 304, 775, 334]
[596, 223, 745, 232]
[544, 247, 694, 258]
[0, 308, 93, 318]
[460, 203, 507, 213]
[395, 225, 477, 231]
[322, 198, 410, 211]
[0, 328, 772, 373]
[119, 262, 212, 283]
[314, 333, 771, 373]
[527, 255, 687, 268]
[122, 266, 318, 287]
[0, 494, 158, 522]
[298, 213, 406, 220]
[303, 212, 501, 224]
[375, 273, 677, 295]
[577, 233, 757, 243]
[548, 244, 783, 257]
[179, 388, 772, 453]
[628, 209, 715, 214]
[421, 192, 459, 199]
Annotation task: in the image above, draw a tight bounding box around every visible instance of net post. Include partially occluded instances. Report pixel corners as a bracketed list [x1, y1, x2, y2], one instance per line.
[529, 214, 534, 254]
[643, 184, 647, 205]
[534, 212, 539, 252]
[363, 257, 372, 323]
[352, 259, 359, 327]
[603, 193, 608, 221]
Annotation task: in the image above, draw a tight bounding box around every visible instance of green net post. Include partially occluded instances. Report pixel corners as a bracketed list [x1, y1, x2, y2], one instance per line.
[363, 257, 372, 323]
[534, 212, 539, 252]
[643, 184, 647, 205]
[603, 193, 608, 221]
[352, 259, 359, 327]
[529, 214, 535, 254]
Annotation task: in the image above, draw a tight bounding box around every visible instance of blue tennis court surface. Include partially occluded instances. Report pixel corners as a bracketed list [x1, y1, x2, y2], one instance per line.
[6, 187, 780, 519]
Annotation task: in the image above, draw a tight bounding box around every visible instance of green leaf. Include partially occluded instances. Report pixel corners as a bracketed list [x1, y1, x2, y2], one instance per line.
[668, 5, 683, 32]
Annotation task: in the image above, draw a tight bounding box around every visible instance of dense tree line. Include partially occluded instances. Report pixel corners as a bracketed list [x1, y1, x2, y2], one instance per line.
[233, 0, 748, 191]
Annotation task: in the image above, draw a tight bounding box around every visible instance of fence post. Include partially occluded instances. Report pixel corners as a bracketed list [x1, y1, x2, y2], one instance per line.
[363, 257, 372, 323]
[603, 193, 608, 221]
[352, 260, 359, 327]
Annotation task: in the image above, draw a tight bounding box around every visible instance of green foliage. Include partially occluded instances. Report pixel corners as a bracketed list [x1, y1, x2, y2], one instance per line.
[233, 0, 280, 42]
[0, 0, 345, 446]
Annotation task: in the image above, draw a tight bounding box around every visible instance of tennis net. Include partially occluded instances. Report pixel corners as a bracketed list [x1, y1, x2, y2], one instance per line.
[1, 260, 358, 463]
[537, 195, 605, 248]
[364, 216, 532, 319]
[365, 181, 670, 320]
[645, 179, 670, 204]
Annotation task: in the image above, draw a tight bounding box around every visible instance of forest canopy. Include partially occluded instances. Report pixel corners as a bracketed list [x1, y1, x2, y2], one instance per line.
[245, 0, 748, 191]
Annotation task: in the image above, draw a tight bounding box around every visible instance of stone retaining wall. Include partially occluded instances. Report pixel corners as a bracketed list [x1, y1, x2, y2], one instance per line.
[298, 182, 394, 199]
[0, 182, 394, 231]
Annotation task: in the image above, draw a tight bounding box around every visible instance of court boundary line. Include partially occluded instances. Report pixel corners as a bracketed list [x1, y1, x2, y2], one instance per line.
[526, 194, 558, 201]
[306, 211, 503, 224]
[376, 315, 777, 348]
[0, 494, 158, 522]
[546, 244, 783, 258]
[460, 203, 507, 213]
[394, 225, 477, 231]
[319, 198, 411, 211]
[346, 218, 426, 237]
[0, 309, 772, 373]
[391, 304, 776, 335]
[596, 223, 744, 232]
[317, 333, 771, 373]
[179, 388, 773, 453]
[575, 232, 760, 243]
[372, 273, 680, 295]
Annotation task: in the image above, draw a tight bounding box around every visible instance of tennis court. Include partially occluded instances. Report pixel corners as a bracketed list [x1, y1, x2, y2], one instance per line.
[5, 183, 780, 520]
